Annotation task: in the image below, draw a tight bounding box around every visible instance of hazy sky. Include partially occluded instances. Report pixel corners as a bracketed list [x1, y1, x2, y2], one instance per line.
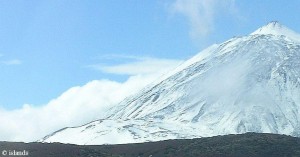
[0, 0, 300, 142]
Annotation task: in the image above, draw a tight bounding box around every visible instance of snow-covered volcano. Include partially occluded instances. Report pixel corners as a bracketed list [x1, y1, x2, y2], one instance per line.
[41, 22, 300, 145]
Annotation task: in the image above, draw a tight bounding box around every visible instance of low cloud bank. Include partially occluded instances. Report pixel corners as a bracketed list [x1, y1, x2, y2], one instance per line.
[0, 57, 182, 142]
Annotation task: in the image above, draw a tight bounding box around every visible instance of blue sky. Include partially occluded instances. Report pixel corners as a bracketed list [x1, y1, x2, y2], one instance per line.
[0, 0, 300, 109]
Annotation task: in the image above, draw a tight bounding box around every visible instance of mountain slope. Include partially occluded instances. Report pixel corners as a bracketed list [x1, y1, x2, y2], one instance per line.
[42, 22, 300, 145]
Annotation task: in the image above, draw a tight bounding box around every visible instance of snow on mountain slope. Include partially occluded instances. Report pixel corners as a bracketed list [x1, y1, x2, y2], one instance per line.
[251, 21, 300, 43]
[42, 22, 300, 145]
[40, 119, 202, 145]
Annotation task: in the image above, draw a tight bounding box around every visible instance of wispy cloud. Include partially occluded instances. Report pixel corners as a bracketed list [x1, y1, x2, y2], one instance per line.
[89, 56, 183, 76]
[2, 59, 22, 65]
[96, 54, 147, 61]
[0, 54, 22, 66]
[170, 0, 237, 38]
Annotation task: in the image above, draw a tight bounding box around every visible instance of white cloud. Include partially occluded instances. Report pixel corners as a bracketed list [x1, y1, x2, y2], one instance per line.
[90, 57, 183, 75]
[170, 0, 236, 38]
[97, 54, 146, 61]
[2, 59, 22, 65]
[0, 56, 183, 142]
[0, 54, 22, 65]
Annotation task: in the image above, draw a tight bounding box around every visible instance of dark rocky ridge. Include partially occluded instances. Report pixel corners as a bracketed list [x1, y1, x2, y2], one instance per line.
[1, 133, 300, 157]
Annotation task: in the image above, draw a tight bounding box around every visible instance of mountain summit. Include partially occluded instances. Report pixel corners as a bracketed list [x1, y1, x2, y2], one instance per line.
[251, 21, 300, 42]
[251, 21, 284, 35]
[41, 22, 300, 145]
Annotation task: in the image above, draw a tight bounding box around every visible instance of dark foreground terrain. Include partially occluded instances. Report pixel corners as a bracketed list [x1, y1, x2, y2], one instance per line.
[0, 133, 299, 157]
